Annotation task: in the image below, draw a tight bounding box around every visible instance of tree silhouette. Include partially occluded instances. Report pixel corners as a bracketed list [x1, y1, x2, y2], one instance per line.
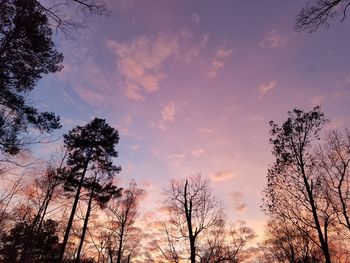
[0, 0, 62, 156]
[17, 152, 68, 262]
[104, 181, 144, 263]
[316, 130, 350, 248]
[33, 0, 109, 32]
[0, 219, 61, 262]
[263, 217, 323, 262]
[201, 220, 256, 263]
[75, 172, 122, 263]
[295, 0, 350, 32]
[58, 118, 121, 262]
[263, 106, 334, 263]
[158, 175, 223, 263]
[0, 0, 110, 158]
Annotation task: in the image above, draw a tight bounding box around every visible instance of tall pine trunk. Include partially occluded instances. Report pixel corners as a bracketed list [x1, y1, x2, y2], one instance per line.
[75, 185, 95, 263]
[58, 158, 90, 263]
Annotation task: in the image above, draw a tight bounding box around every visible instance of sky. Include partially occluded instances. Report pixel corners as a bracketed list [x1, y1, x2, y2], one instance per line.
[30, 0, 350, 240]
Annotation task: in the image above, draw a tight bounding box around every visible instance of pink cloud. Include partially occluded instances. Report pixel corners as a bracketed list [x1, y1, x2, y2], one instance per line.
[58, 61, 117, 108]
[114, 114, 142, 139]
[130, 144, 140, 151]
[326, 118, 347, 131]
[212, 170, 235, 182]
[191, 12, 201, 25]
[311, 95, 326, 106]
[106, 34, 179, 100]
[259, 29, 288, 48]
[183, 34, 209, 63]
[230, 191, 246, 212]
[158, 102, 176, 130]
[198, 127, 213, 134]
[208, 46, 233, 78]
[161, 102, 176, 122]
[344, 74, 350, 85]
[74, 85, 107, 106]
[257, 80, 277, 97]
[333, 90, 350, 99]
[141, 179, 155, 190]
[192, 148, 204, 157]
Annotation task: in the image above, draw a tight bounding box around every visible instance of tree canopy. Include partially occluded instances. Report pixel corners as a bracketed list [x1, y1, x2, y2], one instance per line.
[59, 118, 121, 262]
[296, 0, 350, 32]
[0, 0, 62, 156]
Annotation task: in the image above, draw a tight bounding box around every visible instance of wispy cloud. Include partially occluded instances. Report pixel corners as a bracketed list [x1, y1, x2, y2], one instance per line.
[107, 34, 179, 100]
[167, 152, 186, 166]
[311, 95, 326, 106]
[212, 170, 235, 182]
[184, 34, 209, 63]
[345, 74, 350, 85]
[74, 85, 107, 106]
[208, 46, 233, 78]
[117, 114, 133, 135]
[191, 148, 204, 157]
[257, 80, 277, 97]
[114, 114, 142, 139]
[326, 118, 347, 131]
[191, 12, 201, 25]
[161, 102, 176, 122]
[333, 90, 350, 99]
[58, 61, 116, 108]
[130, 144, 140, 151]
[141, 179, 155, 191]
[158, 102, 176, 130]
[259, 29, 288, 48]
[198, 127, 213, 134]
[231, 191, 246, 212]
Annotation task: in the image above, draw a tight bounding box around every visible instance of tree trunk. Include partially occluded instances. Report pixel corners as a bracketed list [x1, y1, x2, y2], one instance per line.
[337, 169, 350, 231]
[116, 225, 124, 263]
[108, 248, 113, 263]
[189, 236, 196, 263]
[184, 180, 196, 263]
[58, 158, 90, 263]
[75, 186, 94, 263]
[299, 158, 332, 263]
[21, 185, 57, 263]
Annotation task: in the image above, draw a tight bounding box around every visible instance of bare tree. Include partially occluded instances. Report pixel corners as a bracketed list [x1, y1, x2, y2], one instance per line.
[102, 181, 144, 263]
[295, 0, 350, 32]
[317, 130, 350, 236]
[0, 175, 23, 233]
[158, 175, 223, 263]
[34, 0, 109, 33]
[201, 220, 256, 263]
[263, 107, 335, 263]
[25, 151, 67, 232]
[262, 217, 323, 263]
[152, 220, 183, 263]
[16, 152, 68, 263]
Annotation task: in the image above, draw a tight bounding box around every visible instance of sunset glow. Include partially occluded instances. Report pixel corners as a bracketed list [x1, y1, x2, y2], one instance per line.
[3, 0, 350, 261]
[30, 0, 350, 239]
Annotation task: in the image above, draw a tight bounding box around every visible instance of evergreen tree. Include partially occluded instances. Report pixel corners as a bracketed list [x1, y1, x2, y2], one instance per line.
[59, 118, 121, 262]
[0, 0, 62, 156]
[0, 219, 61, 262]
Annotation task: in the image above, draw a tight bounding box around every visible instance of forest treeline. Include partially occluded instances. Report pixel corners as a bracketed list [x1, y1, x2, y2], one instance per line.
[0, 0, 350, 262]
